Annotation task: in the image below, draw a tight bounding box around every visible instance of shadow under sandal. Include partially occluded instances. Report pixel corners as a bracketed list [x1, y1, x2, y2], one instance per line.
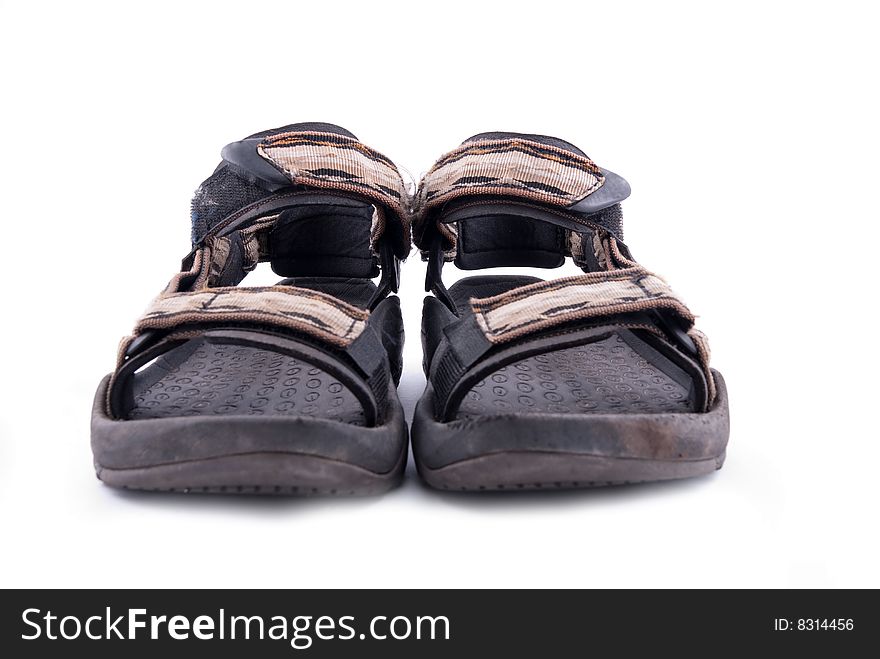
[91, 123, 411, 495]
[411, 132, 729, 491]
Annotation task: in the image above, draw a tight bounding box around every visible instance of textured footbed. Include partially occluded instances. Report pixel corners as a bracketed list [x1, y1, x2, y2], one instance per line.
[126, 340, 366, 425]
[456, 333, 694, 420]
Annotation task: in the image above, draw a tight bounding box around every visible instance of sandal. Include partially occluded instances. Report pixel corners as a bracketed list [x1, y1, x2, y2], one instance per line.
[411, 132, 729, 490]
[91, 123, 411, 495]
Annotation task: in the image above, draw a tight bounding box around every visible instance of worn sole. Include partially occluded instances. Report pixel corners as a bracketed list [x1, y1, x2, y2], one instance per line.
[92, 375, 408, 497]
[417, 451, 725, 492]
[412, 370, 729, 491]
[96, 450, 406, 497]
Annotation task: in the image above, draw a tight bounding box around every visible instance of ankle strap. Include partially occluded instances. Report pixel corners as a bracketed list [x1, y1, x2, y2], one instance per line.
[414, 134, 630, 260]
[190, 125, 411, 292]
[414, 135, 631, 301]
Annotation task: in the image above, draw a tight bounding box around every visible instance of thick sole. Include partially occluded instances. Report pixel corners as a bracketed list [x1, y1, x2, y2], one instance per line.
[412, 370, 729, 492]
[417, 451, 725, 492]
[92, 375, 408, 496]
[96, 450, 406, 497]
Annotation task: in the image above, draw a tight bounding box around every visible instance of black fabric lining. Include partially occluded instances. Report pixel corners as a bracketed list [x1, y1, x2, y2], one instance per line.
[268, 204, 377, 278]
[457, 216, 565, 255]
[455, 214, 567, 270]
[433, 199, 623, 270]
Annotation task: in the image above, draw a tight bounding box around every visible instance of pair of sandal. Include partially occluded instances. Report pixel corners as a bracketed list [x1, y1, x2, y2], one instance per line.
[91, 123, 729, 495]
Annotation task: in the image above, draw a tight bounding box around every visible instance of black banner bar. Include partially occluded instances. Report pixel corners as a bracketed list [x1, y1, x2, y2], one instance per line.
[1, 589, 875, 656]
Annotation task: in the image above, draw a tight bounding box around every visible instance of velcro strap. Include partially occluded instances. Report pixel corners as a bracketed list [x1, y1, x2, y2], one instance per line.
[257, 131, 410, 247]
[134, 286, 369, 348]
[427, 268, 716, 418]
[417, 137, 605, 212]
[413, 136, 630, 267]
[470, 268, 695, 345]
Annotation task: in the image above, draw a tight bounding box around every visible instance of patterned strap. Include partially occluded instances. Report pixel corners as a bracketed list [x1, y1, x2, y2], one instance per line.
[418, 137, 604, 210]
[470, 269, 694, 345]
[133, 286, 369, 349]
[257, 130, 411, 248]
[414, 137, 608, 254]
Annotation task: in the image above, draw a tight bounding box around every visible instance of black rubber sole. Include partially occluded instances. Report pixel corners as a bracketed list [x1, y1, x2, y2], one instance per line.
[416, 451, 726, 492]
[92, 375, 408, 496]
[412, 371, 729, 491]
[96, 451, 406, 497]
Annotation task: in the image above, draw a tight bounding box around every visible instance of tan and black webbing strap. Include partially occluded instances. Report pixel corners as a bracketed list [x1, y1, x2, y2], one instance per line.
[413, 134, 629, 259]
[208, 128, 411, 256]
[469, 270, 694, 345]
[256, 130, 411, 251]
[417, 137, 605, 226]
[131, 286, 370, 349]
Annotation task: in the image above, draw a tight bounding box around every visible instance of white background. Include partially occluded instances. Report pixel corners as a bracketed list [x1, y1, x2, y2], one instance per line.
[1, 0, 878, 588]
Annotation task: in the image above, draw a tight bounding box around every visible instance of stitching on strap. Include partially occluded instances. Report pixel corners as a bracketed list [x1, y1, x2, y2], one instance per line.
[134, 286, 369, 348]
[470, 269, 695, 345]
[418, 138, 604, 209]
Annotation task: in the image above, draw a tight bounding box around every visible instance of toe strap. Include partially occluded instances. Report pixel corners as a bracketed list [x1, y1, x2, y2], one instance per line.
[133, 285, 369, 349]
[469, 268, 694, 345]
[428, 268, 715, 421]
[108, 285, 392, 425]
